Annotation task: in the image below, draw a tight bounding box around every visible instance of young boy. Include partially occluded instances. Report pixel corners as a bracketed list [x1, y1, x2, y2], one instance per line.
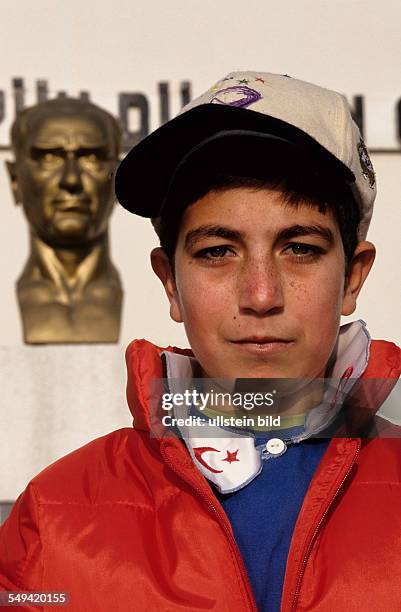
[1, 72, 400, 611]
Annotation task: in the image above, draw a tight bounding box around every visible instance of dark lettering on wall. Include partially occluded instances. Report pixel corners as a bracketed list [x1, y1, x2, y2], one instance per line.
[36, 80, 48, 103]
[350, 95, 364, 137]
[0, 91, 5, 126]
[13, 78, 24, 114]
[1, 78, 191, 151]
[159, 82, 169, 124]
[119, 93, 149, 149]
[0, 78, 397, 153]
[159, 81, 192, 123]
[180, 81, 191, 107]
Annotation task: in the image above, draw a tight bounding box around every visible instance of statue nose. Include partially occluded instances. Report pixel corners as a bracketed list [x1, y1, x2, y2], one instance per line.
[59, 155, 84, 193]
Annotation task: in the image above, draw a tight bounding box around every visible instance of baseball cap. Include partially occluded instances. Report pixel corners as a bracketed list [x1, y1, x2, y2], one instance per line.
[115, 71, 376, 240]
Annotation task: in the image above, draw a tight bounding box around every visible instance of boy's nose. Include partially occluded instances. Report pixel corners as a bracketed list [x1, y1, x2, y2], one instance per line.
[238, 260, 284, 316]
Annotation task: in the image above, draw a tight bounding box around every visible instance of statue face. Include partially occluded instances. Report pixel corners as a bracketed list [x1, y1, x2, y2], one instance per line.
[14, 110, 118, 247]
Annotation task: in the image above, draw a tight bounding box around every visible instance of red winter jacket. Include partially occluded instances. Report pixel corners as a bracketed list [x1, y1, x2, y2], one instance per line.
[0, 338, 400, 611]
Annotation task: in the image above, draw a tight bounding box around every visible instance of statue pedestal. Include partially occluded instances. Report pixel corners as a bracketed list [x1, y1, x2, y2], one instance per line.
[0, 345, 132, 501]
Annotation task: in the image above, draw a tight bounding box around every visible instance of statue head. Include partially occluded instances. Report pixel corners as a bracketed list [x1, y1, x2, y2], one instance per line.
[7, 98, 122, 248]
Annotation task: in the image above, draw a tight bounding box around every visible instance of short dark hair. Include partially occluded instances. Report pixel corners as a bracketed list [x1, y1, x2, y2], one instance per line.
[156, 141, 360, 273]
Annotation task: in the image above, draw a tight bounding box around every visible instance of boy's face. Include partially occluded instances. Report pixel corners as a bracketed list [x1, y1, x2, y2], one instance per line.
[152, 187, 374, 380]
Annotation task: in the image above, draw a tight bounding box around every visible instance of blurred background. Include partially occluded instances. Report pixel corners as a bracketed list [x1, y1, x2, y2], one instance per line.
[0, 0, 400, 517]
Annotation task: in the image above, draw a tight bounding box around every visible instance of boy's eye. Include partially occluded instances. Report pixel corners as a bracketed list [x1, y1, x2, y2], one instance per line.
[284, 243, 324, 259]
[194, 245, 235, 260]
[193, 243, 325, 263]
[289, 244, 313, 256]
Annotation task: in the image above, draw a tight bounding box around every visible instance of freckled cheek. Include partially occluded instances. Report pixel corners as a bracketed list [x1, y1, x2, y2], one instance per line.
[177, 272, 234, 331]
[288, 272, 344, 341]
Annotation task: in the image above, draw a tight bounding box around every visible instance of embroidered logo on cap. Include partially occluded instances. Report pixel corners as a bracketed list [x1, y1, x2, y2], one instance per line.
[210, 85, 262, 108]
[358, 139, 375, 189]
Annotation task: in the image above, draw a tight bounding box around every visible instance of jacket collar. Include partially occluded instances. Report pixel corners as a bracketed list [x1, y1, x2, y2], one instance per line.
[160, 320, 373, 492]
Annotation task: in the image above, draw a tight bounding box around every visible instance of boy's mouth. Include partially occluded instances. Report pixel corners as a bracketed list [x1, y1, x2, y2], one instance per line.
[230, 337, 294, 354]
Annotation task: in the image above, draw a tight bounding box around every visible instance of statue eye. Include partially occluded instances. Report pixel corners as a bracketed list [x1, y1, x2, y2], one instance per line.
[31, 148, 64, 163]
[78, 151, 106, 167]
[43, 153, 58, 162]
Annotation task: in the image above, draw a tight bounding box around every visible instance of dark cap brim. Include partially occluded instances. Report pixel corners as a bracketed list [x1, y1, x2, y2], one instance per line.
[115, 104, 355, 218]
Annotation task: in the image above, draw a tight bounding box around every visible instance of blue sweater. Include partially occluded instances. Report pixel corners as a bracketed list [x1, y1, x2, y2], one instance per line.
[215, 433, 330, 611]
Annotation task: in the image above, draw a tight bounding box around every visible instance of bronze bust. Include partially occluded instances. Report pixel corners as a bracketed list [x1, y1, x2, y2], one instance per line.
[7, 98, 123, 343]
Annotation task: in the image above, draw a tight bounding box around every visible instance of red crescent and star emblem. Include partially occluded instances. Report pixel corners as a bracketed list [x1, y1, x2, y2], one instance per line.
[223, 449, 240, 463]
[193, 447, 240, 473]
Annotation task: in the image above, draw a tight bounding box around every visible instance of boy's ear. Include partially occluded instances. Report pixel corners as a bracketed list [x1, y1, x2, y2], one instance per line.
[5, 160, 20, 205]
[342, 241, 376, 316]
[150, 247, 183, 323]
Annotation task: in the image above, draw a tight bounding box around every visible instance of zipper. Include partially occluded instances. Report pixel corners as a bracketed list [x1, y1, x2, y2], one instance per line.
[290, 438, 361, 612]
[160, 441, 258, 612]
